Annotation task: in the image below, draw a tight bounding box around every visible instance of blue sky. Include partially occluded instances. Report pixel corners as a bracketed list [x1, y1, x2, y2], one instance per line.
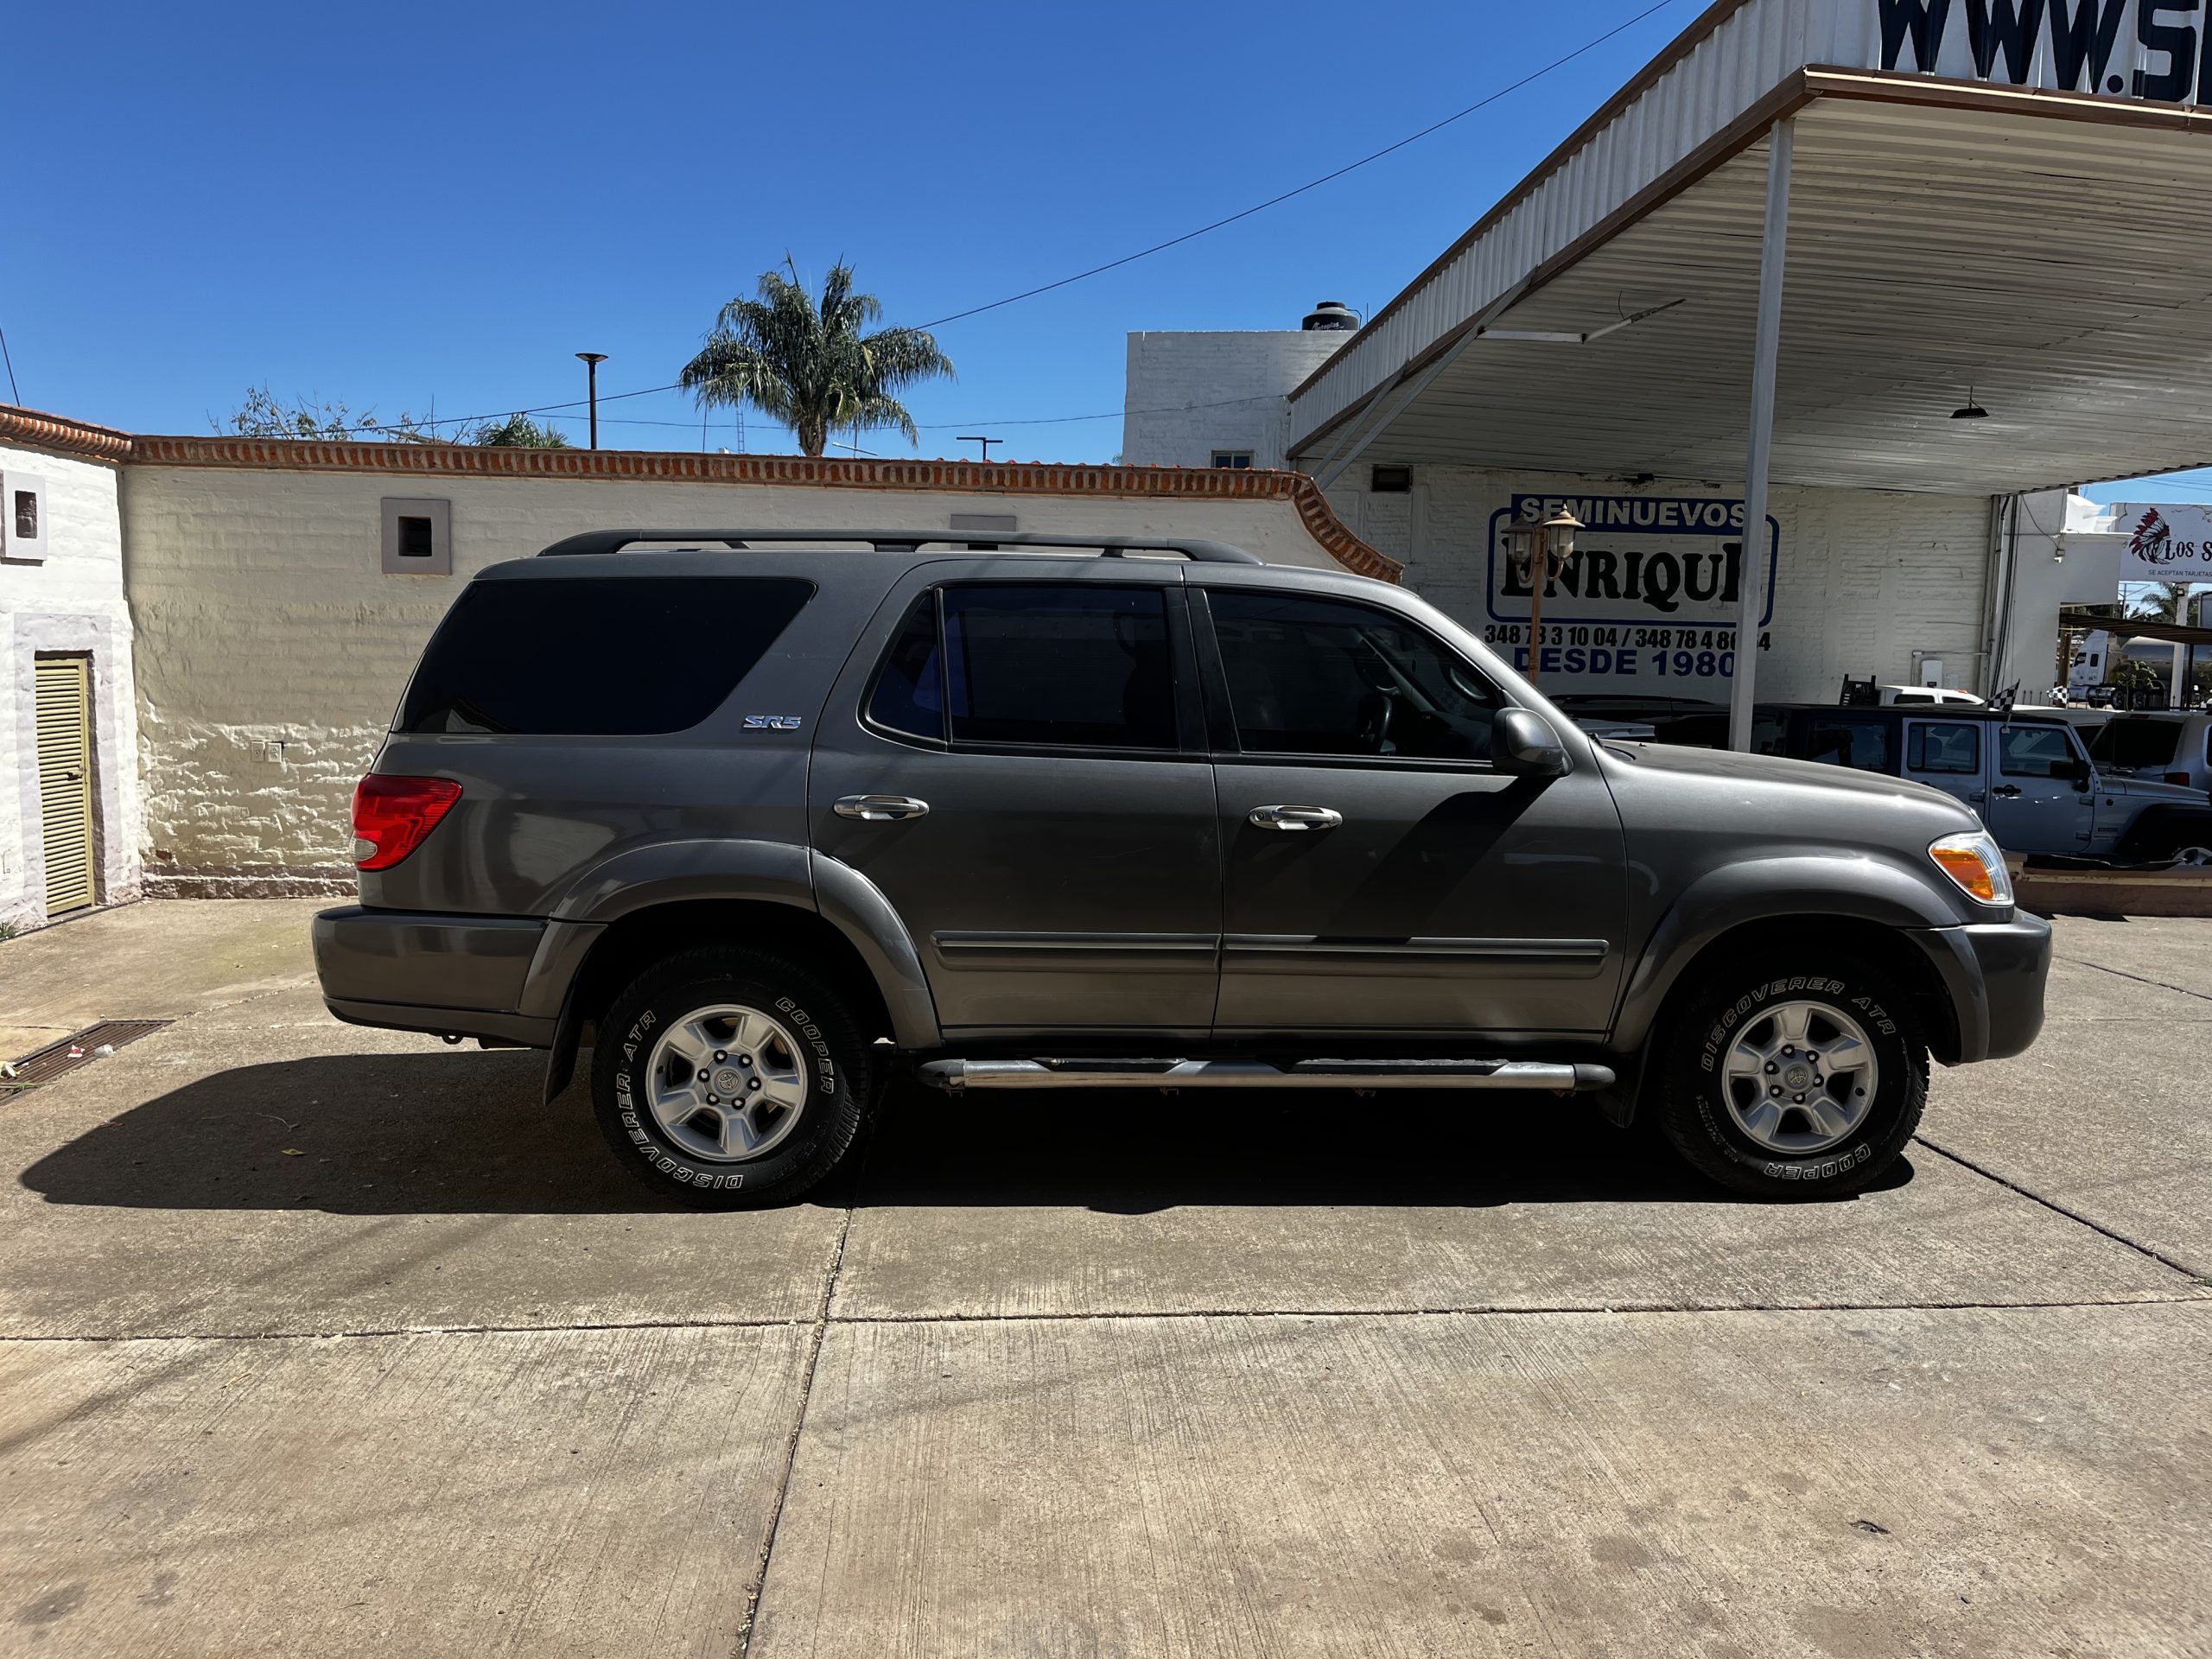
[5, 0, 1699, 461]
[5, 0, 2206, 499]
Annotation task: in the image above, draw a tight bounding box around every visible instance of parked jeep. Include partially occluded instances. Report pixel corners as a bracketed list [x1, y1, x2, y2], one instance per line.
[1751, 703, 2212, 861]
[314, 530, 2050, 1207]
[2091, 710, 2212, 799]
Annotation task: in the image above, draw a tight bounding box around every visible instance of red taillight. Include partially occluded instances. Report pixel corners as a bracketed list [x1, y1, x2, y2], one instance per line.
[353, 774, 461, 871]
[2166, 772, 2192, 785]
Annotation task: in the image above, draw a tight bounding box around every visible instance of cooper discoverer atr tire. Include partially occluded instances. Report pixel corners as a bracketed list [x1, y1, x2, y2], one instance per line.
[591, 947, 874, 1209]
[1654, 953, 1926, 1200]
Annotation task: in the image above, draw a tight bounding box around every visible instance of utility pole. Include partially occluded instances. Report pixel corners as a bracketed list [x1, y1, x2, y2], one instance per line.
[958, 435, 1001, 462]
[575, 353, 608, 450]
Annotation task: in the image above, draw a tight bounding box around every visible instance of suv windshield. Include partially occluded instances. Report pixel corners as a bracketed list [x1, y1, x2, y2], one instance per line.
[2091, 717, 2183, 772]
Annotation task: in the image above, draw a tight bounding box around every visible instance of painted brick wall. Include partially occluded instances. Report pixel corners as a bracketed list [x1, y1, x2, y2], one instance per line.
[122, 465, 1363, 889]
[1122, 333, 1344, 469]
[0, 442, 139, 929]
[1323, 465, 1994, 702]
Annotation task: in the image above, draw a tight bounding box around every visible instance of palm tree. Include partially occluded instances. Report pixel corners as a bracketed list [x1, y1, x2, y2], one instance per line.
[679, 260, 953, 457]
[2131, 579, 2200, 624]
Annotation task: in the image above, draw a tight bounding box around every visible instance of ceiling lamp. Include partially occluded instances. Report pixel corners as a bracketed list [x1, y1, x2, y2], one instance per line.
[1952, 386, 1990, 420]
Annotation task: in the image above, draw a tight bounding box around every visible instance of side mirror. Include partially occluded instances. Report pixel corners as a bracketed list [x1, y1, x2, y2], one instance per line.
[1495, 707, 1569, 777]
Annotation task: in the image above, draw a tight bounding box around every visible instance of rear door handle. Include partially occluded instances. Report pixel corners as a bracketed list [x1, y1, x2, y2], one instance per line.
[1249, 804, 1344, 831]
[835, 795, 931, 822]
[1992, 785, 2022, 798]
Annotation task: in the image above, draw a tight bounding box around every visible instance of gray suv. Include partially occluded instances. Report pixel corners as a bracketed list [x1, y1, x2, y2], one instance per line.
[313, 530, 2050, 1206]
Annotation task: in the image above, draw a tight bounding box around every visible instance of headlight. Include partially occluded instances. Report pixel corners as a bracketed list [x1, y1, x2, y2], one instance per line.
[1929, 830, 2012, 906]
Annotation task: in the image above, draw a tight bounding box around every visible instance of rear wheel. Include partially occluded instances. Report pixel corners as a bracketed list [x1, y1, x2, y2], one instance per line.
[1653, 954, 1926, 1199]
[591, 948, 874, 1209]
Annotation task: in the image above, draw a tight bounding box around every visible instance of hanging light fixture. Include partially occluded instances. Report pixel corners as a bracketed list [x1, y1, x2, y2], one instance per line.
[1952, 385, 1990, 420]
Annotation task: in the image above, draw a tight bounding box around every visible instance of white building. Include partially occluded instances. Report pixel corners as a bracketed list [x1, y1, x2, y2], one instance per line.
[1127, 0, 2212, 726]
[0, 414, 141, 930]
[0, 405, 1388, 927]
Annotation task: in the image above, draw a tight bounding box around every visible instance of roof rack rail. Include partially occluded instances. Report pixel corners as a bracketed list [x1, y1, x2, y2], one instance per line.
[533, 528, 1264, 565]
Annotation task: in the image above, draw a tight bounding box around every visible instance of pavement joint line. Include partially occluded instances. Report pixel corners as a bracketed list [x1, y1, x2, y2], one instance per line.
[6, 1292, 2209, 1346]
[1915, 1133, 2209, 1281]
[2056, 952, 2212, 1006]
[732, 1147, 868, 1659]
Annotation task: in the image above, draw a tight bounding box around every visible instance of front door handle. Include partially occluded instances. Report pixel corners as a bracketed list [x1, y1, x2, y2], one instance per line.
[835, 794, 931, 823]
[1992, 785, 2023, 799]
[1249, 804, 1344, 831]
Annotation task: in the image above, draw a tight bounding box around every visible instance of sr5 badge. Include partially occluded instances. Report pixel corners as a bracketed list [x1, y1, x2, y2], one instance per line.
[743, 715, 804, 731]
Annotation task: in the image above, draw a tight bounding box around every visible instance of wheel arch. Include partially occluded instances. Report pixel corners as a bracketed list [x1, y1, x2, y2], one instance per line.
[1606, 857, 1968, 1114]
[535, 855, 941, 1102]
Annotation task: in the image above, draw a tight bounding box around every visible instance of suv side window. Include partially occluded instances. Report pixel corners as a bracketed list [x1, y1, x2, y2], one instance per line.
[1906, 721, 1980, 775]
[398, 575, 815, 735]
[1999, 724, 2078, 778]
[1206, 590, 1501, 761]
[1801, 716, 1891, 773]
[865, 592, 945, 742]
[942, 584, 1177, 751]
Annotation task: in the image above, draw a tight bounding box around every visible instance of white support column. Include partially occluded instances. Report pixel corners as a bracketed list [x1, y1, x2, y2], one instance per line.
[1728, 118, 1794, 753]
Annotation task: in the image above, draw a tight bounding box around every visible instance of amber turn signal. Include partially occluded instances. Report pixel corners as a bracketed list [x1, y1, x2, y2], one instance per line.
[1929, 831, 2010, 906]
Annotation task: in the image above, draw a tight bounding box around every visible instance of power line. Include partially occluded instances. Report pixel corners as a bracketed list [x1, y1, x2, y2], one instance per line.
[257, 0, 1689, 442]
[553, 391, 1283, 434]
[910, 0, 1686, 331]
[0, 321, 19, 404]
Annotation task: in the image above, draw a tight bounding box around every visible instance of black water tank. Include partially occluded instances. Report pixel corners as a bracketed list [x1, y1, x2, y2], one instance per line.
[1302, 301, 1359, 332]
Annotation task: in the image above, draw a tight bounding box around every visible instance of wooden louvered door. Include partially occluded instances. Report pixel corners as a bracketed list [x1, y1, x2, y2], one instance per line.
[35, 657, 98, 915]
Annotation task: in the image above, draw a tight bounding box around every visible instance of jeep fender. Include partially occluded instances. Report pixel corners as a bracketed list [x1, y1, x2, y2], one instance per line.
[1611, 853, 1961, 1056]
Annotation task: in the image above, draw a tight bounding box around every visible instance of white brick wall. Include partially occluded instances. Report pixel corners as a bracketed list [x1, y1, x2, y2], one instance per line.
[123, 466, 1358, 886]
[1122, 333, 1344, 469]
[1325, 465, 1994, 703]
[0, 442, 139, 929]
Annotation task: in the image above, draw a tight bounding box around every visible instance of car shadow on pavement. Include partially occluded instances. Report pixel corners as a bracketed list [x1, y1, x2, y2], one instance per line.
[16, 1051, 1914, 1216]
[858, 1077, 1915, 1213]
[18, 1051, 680, 1216]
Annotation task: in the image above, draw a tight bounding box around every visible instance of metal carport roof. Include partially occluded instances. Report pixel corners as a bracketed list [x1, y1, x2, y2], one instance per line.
[1289, 4, 2212, 498]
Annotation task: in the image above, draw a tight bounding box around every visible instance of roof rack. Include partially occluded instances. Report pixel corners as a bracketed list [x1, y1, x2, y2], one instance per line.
[533, 528, 1264, 564]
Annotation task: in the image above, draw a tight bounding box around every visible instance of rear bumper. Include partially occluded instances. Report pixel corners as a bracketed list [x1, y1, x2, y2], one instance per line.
[314, 905, 571, 1046]
[1910, 913, 2052, 1064]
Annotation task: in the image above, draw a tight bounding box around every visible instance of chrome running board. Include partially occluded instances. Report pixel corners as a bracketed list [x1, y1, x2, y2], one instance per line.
[918, 1058, 1615, 1093]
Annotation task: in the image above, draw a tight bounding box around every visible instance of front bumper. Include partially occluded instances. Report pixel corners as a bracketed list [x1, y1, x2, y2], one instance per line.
[314, 905, 566, 1046]
[1910, 913, 2052, 1064]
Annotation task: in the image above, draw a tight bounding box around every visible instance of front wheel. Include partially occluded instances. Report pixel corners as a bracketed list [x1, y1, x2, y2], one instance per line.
[591, 948, 875, 1209]
[1653, 955, 1926, 1199]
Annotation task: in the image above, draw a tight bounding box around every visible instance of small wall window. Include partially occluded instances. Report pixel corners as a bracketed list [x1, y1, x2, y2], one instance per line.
[0, 473, 48, 563]
[1370, 465, 1412, 493]
[1211, 450, 1255, 470]
[380, 497, 453, 575]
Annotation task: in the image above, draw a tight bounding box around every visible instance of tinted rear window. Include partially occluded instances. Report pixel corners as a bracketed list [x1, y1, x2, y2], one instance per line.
[397, 576, 813, 734]
[1800, 716, 1891, 772]
[2091, 717, 2183, 771]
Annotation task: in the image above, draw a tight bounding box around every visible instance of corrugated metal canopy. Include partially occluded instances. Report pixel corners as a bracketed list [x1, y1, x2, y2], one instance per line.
[1292, 92, 2212, 494]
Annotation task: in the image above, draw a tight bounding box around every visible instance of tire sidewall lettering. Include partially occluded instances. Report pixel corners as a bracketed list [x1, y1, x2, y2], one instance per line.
[1682, 968, 1913, 1189]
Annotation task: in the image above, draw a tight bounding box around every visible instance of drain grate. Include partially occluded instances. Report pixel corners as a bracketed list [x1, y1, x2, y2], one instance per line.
[2, 1020, 171, 1091]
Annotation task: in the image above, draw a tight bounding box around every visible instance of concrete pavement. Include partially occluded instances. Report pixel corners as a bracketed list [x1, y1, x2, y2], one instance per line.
[1, 900, 2207, 1656]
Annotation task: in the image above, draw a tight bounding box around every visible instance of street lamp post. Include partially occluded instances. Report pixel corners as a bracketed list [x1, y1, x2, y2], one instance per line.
[1503, 508, 1583, 689]
[575, 353, 609, 450]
